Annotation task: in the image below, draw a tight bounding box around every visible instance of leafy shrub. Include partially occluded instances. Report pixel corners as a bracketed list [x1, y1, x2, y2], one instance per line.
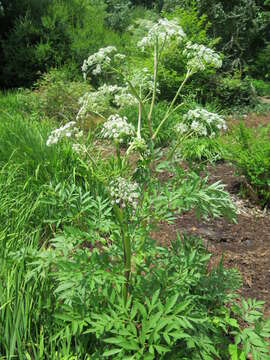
[24, 68, 91, 122]
[224, 123, 270, 207]
[206, 74, 257, 108]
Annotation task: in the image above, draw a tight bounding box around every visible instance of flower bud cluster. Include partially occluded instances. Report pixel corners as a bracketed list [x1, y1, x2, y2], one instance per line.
[129, 67, 158, 94]
[175, 108, 227, 138]
[82, 46, 125, 79]
[184, 42, 222, 72]
[138, 18, 186, 50]
[46, 121, 83, 146]
[128, 138, 151, 157]
[109, 177, 140, 210]
[100, 114, 135, 143]
[76, 84, 137, 121]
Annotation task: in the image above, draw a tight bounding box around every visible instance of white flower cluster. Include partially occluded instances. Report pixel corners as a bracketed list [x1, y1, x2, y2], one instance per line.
[101, 114, 135, 143]
[114, 87, 138, 108]
[184, 42, 222, 72]
[82, 46, 125, 78]
[109, 177, 140, 210]
[175, 122, 189, 135]
[129, 67, 158, 94]
[138, 18, 186, 50]
[175, 108, 227, 138]
[76, 84, 137, 121]
[72, 143, 88, 156]
[46, 121, 83, 146]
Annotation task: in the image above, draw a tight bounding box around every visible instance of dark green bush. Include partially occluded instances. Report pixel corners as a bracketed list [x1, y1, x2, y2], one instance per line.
[205, 75, 257, 108]
[250, 44, 270, 81]
[0, 0, 127, 88]
[196, 0, 270, 73]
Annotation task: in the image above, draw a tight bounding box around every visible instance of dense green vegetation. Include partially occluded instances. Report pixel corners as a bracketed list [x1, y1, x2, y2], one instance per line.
[0, 1, 270, 359]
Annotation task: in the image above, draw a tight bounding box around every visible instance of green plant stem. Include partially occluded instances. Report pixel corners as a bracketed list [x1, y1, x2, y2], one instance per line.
[167, 131, 195, 161]
[147, 40, 159, 138]
[152, 69, 192, 140]
[121, 223, 131, 304]
[115, 141, 122, 170]
[137, 102, 142, 139]
[114, 206, 131, 304]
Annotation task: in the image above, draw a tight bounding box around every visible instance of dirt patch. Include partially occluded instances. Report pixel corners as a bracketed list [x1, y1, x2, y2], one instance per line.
[227, 112, 270, 128]
[152, 162, 270, 317]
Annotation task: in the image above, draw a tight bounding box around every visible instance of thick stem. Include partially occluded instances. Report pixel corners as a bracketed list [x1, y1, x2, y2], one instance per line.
[137, 102, 142, 139]
[114, 206, 131, 304]
[147, 40, 159, 138]
[121, 224, 131, 304]
[152, 69, 192, 141]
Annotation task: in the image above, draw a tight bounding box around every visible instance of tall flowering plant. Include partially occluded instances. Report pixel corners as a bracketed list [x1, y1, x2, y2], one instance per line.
[46, 18, 227, 303]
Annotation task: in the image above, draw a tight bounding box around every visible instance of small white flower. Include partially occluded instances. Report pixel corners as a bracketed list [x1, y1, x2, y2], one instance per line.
[72, 143, 87, 156]
[46, 121, 82, 147]
[175, 122, 188, 135]
[101, 114, 135, 142]
[82, 46, 118, 77]
[184, 42, 222, 73]
[176, 108, 226, 138]
[109, 177, 140, 211]
[138, 18, 186, 50]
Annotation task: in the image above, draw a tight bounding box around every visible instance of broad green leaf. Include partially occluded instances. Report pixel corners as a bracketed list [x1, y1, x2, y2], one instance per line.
[103, 348, 122, 357]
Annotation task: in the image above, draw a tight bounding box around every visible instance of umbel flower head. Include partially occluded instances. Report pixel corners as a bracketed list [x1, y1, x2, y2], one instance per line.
[175, 108, 227, 138]
[184, 42, 222, 72]
[138, 18, 186, 50]
[100, 114, 135, 143]
[82, 46, 126, 79]
[46, 121, 83, 146]
[109, 177, 140, 210]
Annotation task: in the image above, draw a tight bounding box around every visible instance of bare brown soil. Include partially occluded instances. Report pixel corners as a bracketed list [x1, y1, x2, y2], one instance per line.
[153, 160, 270, 317]
[227, 110, 270, 128]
